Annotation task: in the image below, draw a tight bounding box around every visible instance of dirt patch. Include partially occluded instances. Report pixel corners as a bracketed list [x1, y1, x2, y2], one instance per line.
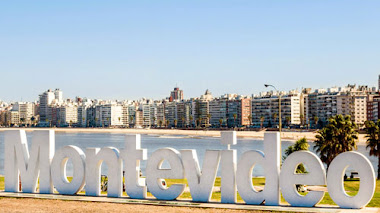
[0, 197, 264, 213]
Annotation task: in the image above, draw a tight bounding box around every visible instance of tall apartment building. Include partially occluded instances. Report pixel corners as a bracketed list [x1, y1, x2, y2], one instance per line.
[54, 89, 63, 104]
[252, 91, 301, 128]
[122, 104, 130, 127]
[98, 104, 124, 127]
[39, 89, 55, 123]
[156, 103, 166, 127]
[367, 94, 380, 122]
[170, 87, 184, 102]
[14, 102, 35, 124]
[142, 104, 151, 127]
[128, 104, 138, 127]
[149, 103, 158, 127]
[304, 86, 370, 126]
[165, 101, 178, 127]
[176, 101, 192, 127]
[60, 105, 78, 126]
[6, 110, 20, 126]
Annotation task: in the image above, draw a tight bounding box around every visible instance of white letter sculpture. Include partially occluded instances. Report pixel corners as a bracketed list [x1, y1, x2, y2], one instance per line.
[146, 148, 185, 200]
[85, 147, 123, 197]
[4, 130, 54, 193]
[180, 149, 220, 202]
[236, 132, 281, 205]
[121, 134, 147, 199]
[51, 145, 86, 195]
[220, 131, 237, 203]
[280, 151, 326, 207]
[327, 151, 375, 209]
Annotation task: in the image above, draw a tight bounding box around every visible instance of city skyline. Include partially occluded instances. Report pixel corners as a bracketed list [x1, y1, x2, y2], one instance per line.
[1, 1, 380, 101]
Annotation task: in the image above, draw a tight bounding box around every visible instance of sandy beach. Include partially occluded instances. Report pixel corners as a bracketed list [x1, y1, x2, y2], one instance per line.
[0, 127, 368, 144]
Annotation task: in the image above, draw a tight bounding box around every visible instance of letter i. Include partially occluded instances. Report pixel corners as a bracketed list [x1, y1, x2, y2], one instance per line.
[220, 131, 237, 203]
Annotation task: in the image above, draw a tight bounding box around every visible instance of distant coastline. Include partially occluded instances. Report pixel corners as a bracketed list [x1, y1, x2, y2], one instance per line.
[0, 128, 368, 144]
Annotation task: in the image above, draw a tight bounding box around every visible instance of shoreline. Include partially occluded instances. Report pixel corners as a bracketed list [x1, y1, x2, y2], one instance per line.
[0, 127, 368, 143]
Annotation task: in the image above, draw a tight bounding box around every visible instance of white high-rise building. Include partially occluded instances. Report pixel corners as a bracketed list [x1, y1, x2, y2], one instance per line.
[14, 102, 35, 124]
[39, 89, 55, 124]
[60, 105, 78, 126]
[54, 89, 63, 104]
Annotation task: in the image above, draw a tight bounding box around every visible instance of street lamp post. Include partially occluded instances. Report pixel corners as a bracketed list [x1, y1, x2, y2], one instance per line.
[264, 84, 282, 133]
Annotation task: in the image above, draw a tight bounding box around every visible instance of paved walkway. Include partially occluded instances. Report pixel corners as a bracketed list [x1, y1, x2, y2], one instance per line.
[0, 191, 378, 213]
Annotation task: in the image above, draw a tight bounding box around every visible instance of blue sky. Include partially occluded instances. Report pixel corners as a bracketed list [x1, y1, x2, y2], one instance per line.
[1, 1, 380, 102]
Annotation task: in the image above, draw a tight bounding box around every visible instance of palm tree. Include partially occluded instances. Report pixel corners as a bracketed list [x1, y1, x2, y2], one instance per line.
[313, 116, 319, 129]
[219, 119, 223, 128]
[129, 116, 134, 127]
[158, 120, 163, 127]
[20, 118, 25, 126]
[247, 115, 252, 127]
[189, 115, 194, 128]
[153, 117, 156, 127]
[207, 114, 212, 128]
[285, 116, 291, 128]
[272, 113, 278, 127]
[181, 116, 185, 128]
[364, 120, 380, 179]
[260, 116, 265, 129]
[283, 137, 309, 173]
[166, 120, 170, 128]
[31, 116, 36, 126]
[300, 114, 304, 126]
[233, 113, 237, 128]
[314, 115, 358, 169]
[174, 119, 178, 128]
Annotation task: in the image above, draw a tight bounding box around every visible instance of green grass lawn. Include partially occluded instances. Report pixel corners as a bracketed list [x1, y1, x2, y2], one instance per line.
[0, 176, 378, 207]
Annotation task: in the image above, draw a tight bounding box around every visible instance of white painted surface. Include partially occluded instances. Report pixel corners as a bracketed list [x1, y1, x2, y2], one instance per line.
[4, 130, 54, 193]
[263, 132, 281, 206]
[220, 131, 237, 145]
[220, 149, 237, 203]
[280, 151, 326, 207]
[236, 150, 265, 204]
[146, 148, 185, 200]
[181, 150, 220, 202]
[121, 134, 148, 199]
[85, 147, 123, 197]
[51, 145, 86, 195]
[327, 151, 375, 209]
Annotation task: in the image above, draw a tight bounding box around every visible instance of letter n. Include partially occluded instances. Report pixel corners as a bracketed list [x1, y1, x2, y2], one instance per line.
[4, 130, 55, 193]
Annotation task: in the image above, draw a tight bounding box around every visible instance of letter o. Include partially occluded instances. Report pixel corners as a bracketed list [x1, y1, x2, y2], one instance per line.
[327, 151, 375, 209]
[51, 145, 86, 195]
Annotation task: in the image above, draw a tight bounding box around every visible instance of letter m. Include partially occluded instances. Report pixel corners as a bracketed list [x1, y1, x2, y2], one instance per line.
[4, 130, 54, 193]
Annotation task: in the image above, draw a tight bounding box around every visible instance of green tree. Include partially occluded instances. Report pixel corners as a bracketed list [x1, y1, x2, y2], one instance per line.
[174, 119, 178, 128]
[207, 114, 212, 128]
[219, 118, 223, 128]
[260, 116, 265, 129]
[20, 118, 25, 126]
[314, 115, 358, 169]
[283, 137, 309, 173]
[272, 113, 278, 127]
[129, 116, 134, 127]
[247, 114, 252, 127]
[313, 116, 319, 128]
[233, 113, 237, 128]
[31, 116, 36, 126]
[285, 116, 291, 127]
[181, 116, 185, 128]
[189, 115, 194, 127]
[300, 114, 304, 126]
[158, 120, 163, 127]
[364, 120, 380, 179]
